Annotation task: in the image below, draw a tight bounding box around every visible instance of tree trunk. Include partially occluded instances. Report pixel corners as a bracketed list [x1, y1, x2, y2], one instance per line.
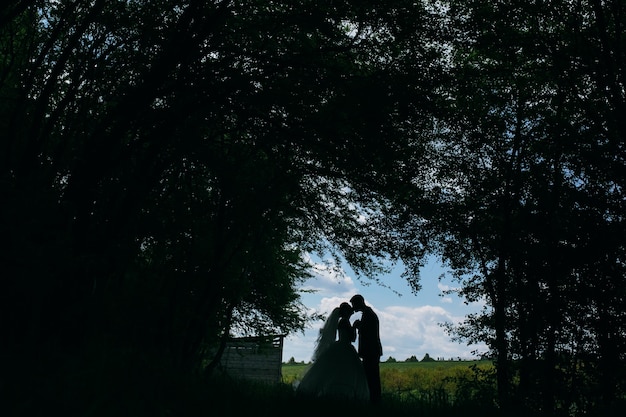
[493, 256, 511, 409]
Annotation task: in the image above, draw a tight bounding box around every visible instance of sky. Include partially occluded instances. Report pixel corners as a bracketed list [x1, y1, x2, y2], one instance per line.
[282, 255, 488, 363]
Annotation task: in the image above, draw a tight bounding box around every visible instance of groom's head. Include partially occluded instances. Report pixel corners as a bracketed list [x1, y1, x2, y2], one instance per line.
[350, 294, 365, 311]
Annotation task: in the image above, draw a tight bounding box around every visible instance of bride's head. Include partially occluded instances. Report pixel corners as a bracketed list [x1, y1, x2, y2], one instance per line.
[312, 303, 348, 361]
[339, 302, 353, 319]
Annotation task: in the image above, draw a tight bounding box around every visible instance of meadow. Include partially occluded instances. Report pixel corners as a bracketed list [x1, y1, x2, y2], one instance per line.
[283, 359, 494, 383]
[283, 360, 497, 409]
[56, 358, 608, 417]
[193, 360, 505, 417]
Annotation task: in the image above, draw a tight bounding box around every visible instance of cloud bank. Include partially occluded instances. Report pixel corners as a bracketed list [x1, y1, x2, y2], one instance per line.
[283, 256, 488, 363]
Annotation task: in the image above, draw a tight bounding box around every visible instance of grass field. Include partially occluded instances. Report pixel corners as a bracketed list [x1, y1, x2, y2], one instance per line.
[282, 359, 493, 384]
[280, 360, 498, 415]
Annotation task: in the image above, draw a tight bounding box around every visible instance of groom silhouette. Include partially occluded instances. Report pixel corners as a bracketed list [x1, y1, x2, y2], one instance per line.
[350, 294, 382, 404]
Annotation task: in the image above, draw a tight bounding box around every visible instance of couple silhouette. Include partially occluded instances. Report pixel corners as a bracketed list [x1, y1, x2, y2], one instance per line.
[296, 295, 382, 404]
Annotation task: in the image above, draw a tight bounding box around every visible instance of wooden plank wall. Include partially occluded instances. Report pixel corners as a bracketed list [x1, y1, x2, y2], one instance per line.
[220, 335, 284, 384]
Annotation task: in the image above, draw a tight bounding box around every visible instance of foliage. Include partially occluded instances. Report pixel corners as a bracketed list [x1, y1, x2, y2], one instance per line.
[2, 1, 626, 415]
[1, 0, 440, 411]
[385, 1, 626, 414]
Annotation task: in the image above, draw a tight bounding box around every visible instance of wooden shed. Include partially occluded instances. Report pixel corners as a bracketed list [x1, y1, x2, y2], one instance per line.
[219, 335, 285, 384]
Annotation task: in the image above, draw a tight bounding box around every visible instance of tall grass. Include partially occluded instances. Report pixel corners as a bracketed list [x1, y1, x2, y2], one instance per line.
[283, 360, 496, 405]
[280, 360, 500, 416]
[281, 360, 623, 417]
[204, 374, 498, 417]
[14, 354, 612, 417]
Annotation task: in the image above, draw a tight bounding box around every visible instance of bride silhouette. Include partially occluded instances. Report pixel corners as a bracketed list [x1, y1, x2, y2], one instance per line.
[296, 302, 369, 401]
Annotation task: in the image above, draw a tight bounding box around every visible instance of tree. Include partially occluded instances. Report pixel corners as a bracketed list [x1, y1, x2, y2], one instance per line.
[396, 1, 626, 413]
[0, 1, 441, 409]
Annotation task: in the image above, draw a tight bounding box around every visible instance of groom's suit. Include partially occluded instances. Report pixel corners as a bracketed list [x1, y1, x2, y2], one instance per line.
[356, 305, 382, 403]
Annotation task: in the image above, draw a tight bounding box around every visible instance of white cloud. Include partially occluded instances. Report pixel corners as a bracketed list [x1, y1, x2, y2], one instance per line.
[282, 255, 489, 363]
[283, 301, 488, 363]
[377, 304, 483, 361]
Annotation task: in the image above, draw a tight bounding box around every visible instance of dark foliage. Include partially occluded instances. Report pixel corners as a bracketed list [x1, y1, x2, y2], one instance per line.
[0, 0, 437, 413]
[1, 1, 625, 416]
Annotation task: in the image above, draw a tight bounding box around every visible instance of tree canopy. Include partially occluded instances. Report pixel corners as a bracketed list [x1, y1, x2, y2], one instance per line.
[1, 1, 625, 415]
[1, 0, 438, 381]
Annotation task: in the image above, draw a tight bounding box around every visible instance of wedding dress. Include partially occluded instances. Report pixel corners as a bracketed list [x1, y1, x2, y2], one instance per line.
[296, 305, 370, 401]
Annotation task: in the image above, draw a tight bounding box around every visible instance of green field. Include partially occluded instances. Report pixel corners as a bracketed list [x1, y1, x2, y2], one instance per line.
[282, 359, 494, 386]
[282, 359, 497, 409]
[379, 359, 492, 370]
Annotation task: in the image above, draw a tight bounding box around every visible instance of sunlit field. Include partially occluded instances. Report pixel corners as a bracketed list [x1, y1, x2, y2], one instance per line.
[202, 361, 501, 417]
[198, 360, 514, 417]
[282, 360, 497, 411]
[282, 359, 493, 385]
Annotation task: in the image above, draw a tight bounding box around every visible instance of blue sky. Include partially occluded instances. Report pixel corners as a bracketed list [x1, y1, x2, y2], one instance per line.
[282, 255, 488, 363]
